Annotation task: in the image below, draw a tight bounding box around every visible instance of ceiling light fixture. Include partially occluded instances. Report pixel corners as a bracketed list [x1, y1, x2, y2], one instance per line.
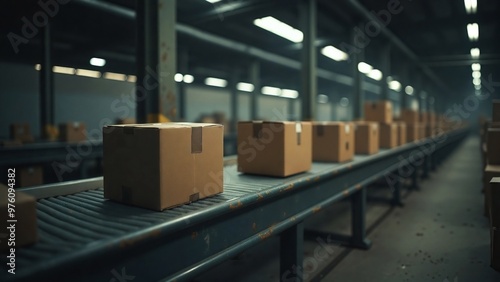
[253, 16, 303, 43]
[205, 77, 228, 88]
[237, 82, 255, 92]
[89, 57, 106, 67]
[467, 23, 479, 41]
[321, 45, 349, 61]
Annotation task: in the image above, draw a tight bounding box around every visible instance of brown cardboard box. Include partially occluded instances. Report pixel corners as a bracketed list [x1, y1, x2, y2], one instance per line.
[238, 121, 312, 177]
[401, 109, 419, 124]
[420, 112, 428, 124]
[490, 177, 500, 271]
[493, 100, 500, 122]
[104, 123, 224, 211]
[364, 100, 393, 123]
[354, 122, 379, 155]
[1, 183, 38, 251]
[484, 165, 500, 217]
[419, 123, 426, 140]
[396, 122, 407, 146]
[380, 123, 398, 149]
[312, 122, 354, 162]
[487, 128, 500, 165]
[59, 122, 87, 142]
[0, 140, 23, 148]
[19, 166, 43, 187]
[10, 123, 34, 143]
[406, 123, 419, 142]
[116, 118, 136, 124]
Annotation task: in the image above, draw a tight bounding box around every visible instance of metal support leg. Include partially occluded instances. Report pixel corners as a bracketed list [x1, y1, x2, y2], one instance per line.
[430, 152, 436, 171]
[280, 222, 304, 282]
[422, 155, 429, 179]
[411, 168, 419, 190]
[391, 174, 404, 207]
[351, 187, 371, 249]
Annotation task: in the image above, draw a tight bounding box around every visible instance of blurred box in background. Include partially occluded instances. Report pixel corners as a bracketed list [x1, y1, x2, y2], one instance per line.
[487, 128, 500, 165]
[364, 100, 393, 123]
[396, 122, 407, 145]
[59, 122, 87, 142]
[354, 121, 379, 155]
[10, 123, 34, 143]
[312, 122, 354, 162]
[401, 109, 419, 124]
[19, 166, 44, 187]
[380, 123, 398, 148]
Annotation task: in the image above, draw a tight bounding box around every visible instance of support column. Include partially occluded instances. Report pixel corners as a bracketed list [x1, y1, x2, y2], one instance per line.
[230, 70, 239, 133]
[401, 66, 410, 110]
[299, 0, 317, 121]
[288, 99, 296, 121]
[280, 222, 304, 282]
[351, 187, 372, 249]
[136, 0, 177, 123]
[40, 23, 54, 140]
[178, 50, 188, 120]
[351, 26, 364, 120]
[380, 43, 391, 101]
[250, 61, 260, 120]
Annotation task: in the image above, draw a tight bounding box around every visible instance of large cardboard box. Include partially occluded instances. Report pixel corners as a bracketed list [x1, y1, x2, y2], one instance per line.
[19, 166, 43, 187]
[238, 121, 312, 177]
[104, 123, 224, 211]
[484, 165, 500, 217]
[396, 122, 407, 146]
[401, 109, 419, 124]
[312, 122, 354, 162]
[406, 123, 419, 142]
[59, 122, 87, 142]
[354, 122, 379, 155]
[10, 123, 34, 143]
[380, 123, 398, 149]
[490, 177, 500, 271]
[493, 100, 500, 122]
[487, 128, 500, 165]
[1, 183, 38, 251]
[364, 100, 393, 123]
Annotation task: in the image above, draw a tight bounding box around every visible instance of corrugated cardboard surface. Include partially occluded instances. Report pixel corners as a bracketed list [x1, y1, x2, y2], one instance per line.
[401, 109, 419, 124]
[406, 123, 420, 142]
[396, 122, 407, 146]
[10, 123, 34, 143]
[104, 123, 223, 211]
[59, 122, 87, 142]
[19, 166, 43, 187]
[379, 123, 398, 148]
[354, 121, 379, 155]
[238, 121, 311, 177]
[493, 100, 500, 122]
[0, 184, 38, 251]
[487, 128, 500, 165]
[364, 101, 393, 123]
[312, 122, 354, 162]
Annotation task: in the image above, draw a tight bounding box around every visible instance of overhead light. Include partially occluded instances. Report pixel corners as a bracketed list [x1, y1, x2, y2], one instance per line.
[53, 66, 75, 75]
[104, 72, 127, 81]
[471, 63, 481, 71]
[281, 89, 298, 99]
[75, 69, 101, 78]
[340, 97, 349, 107]
[183, 74, 194, 84]
[89, 57, 106, 67]
[35, 64, 41, 71]
[205, 77, 227, 88]
[475, 84, 481, 90]
[473, 78, 481, 85]
[321, 45, 349, 61]
[470, 48, 480, 58]
[318, 94, 329, 104]
[467, 23, 479, 41]
[367, 69, 383, 81]
[464, 0, 477, 14]
[127, 75, 137, 83]
[206, 0, 221, 3]
[388, 80, 402, 92]
[472, 71, 481, 79]
[405, 85, 414, 95]
[237, 82, 255, 92]
[357, 62, 373, 74]
[253, 16, 303, 43]
[174, 73, 184, 82]
[262, 86, 281, 96]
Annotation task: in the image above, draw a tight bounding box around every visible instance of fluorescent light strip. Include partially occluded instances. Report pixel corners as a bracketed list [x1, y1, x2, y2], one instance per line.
[253, 16, 303, 43]
[205, 77, 227, 88]
[281, 89, 298, 99]
[174, 73, 184, 82]
[90, 57, 106, 67]
[262, 86, 281, 96]
[472, 71, 481, 79]
[237, 82, 255, 92]
[367, 69, 383, 81]
[127, 75, 137, 83]
[475, 84, 481, 90]
[470, 48, 480, 58]
[471, 63, 481, 71]
[104, 72, 127, 81]
[464, 0, 477, 14]
[405, 85, 414, 95]
[53, 66, 75, 75]
[467, 23, 479, 41]
[321, 45, 349, 61]
[357, 62, 373, 74]
[473, 78, 481, 86]
[76, 69, 101, 78]
[206, 0, 221, 3]
[317, 94, 329, 104]
[183, 74, 194, 84]
[35, 64, 41, 71]
[388, 80, 402, 92]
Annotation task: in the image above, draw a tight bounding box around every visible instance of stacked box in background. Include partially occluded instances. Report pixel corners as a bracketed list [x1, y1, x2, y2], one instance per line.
[10, 123, 34, 143]
[364, 101, 398, 148]
[116, 118, 137, 124]
[354, 121, 379, 155]
[396, 122, 407, 146]
[484, 102, 500, 217]
[401, 109, 420, 142]
[312, 122, 354, 162]
[238, 121, 312, 177]
[489, 178, 500, 271]
[380, 123, 398, 148]
[59, 122, 87, 142]
[493, 100, 500, 123]
[426, 112, 437, 138]
[19, 166, 44, 187]
[104, 123, 224, 211]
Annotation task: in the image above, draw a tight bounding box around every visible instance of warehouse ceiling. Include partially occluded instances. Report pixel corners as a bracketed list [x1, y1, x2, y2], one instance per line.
[1, 0, 499, 100]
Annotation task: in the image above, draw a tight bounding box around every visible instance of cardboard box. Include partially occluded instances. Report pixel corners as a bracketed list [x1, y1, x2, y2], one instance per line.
[379, 123, 398, 149]
[116, 118, 136, 124]
[238, 121, 311, 177]
[104, 123, 223, 211]
[312, 122, 354, 162]
[493, 100, 500, 122]
[59, 122, 87, 142]
[419, 123, 426, 140]
[406, 123, 419, 142]
[1, 183, 38, 251]
[19, 166, 43, 188]
[401, 109, 419, 124]
[490, 177, 500, 271]
[354, 122, 379, 155]
[10, 123, 34, 143]
[484, 165, 500, 217]
[364, 100, 393, 123]
[420, 112, 428, 124]
[487, 128, 500, 165]
[396, 122, 407, 146]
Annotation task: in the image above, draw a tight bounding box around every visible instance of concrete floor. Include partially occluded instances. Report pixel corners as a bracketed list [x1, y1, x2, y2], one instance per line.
[194, 136, 500, 282]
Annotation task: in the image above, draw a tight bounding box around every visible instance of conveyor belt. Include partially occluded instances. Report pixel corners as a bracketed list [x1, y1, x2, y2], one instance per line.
[0, 129, 468, 282]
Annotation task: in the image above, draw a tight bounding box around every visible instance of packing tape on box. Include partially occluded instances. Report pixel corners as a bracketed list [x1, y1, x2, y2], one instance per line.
[296, 122, 302, 145]
[252, 122, 263, 139]
[191, 127, 203, 154]
[345, 124, 350, 134]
